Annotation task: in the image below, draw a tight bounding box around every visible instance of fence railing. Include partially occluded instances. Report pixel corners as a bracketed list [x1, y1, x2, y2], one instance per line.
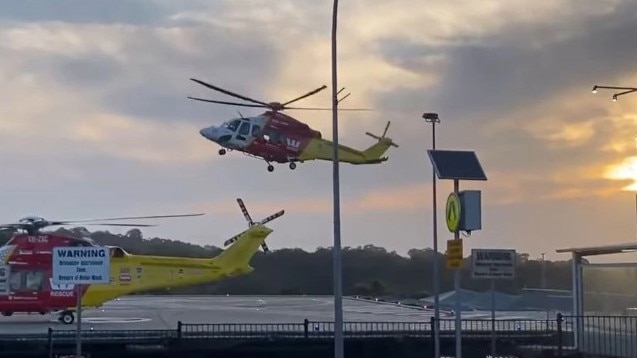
[563, 315, 637, 358]
[15, 317, 564, 353]
[14, 314, 637, 357]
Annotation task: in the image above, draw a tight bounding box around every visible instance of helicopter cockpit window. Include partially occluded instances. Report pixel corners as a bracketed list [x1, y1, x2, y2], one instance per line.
[251, 125, 261, 136]
[224, 119, 241, 132]
[110, 247, 126, 258]
[238, 122, 250, 136]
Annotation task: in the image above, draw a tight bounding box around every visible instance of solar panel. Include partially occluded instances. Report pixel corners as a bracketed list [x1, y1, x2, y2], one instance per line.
[427, 150, 487, 181]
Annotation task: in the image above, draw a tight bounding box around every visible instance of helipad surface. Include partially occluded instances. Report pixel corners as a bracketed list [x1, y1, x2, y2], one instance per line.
[0, 295, 550, 334]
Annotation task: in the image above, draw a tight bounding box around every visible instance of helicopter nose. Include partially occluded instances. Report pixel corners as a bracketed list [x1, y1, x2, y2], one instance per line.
[199, 126, 216, 140]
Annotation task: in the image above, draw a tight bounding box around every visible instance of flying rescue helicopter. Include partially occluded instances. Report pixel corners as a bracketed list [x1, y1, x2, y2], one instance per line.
[0, 198, 283, 324]
[188, 78, 399, 172]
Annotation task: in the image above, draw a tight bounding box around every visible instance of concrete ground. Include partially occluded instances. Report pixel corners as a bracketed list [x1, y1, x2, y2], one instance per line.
[0, 295, 552, 334]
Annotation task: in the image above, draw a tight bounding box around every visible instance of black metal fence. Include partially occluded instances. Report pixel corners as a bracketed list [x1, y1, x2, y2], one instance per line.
[8, 314, 637, 357]
[562, 315, 637, 358]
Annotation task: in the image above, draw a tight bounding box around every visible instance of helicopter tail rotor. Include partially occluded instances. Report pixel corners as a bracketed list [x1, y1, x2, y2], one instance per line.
[223, 198, 284, 253]
[365, 121, 399, 148]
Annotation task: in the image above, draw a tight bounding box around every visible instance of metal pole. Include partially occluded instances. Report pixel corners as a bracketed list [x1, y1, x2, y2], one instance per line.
[330, 1, 344, 358]
[428, 115, 441, 358]
[541, 253, 546, 289]
[571, 253, 579, 350]
[453, 179, 462, 358]
[76, 284, 82, 358]
[490, 278, 496, 357]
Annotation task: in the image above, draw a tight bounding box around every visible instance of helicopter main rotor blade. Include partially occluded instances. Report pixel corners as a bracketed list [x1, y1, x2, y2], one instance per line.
[259, 210, 285, 225]
[190, 78, 269, 107]
[282, 85, 328, 107]
[0, 223, 27, 228]
[187, 97, 267, 108]
[79, 223, 157, 227]
[236, 199, 254, 225]
[0, 224, 25, 230]
[51, 213, 204, 225]
[284, 106, 373, 111]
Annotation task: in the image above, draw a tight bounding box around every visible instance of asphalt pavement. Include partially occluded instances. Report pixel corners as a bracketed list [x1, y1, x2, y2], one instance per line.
[0, 295, 551, 334]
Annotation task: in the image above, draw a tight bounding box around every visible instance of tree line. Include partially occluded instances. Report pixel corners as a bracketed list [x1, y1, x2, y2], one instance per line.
[1, 227, 633, 298]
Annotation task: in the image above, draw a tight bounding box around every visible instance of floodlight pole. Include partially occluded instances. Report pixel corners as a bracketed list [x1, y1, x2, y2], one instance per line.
[453, 179, 462, 358]
[76, 284, 82, 358]
[423, 112, 441, 358]
[541, 253, 546, 289]
[591, 85, 637, 101]
[331, 1, 344, 358]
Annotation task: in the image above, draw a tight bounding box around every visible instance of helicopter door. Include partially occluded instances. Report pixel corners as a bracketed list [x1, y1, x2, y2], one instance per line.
[0, 266, 9, 296]
[233, 121, 252, 147]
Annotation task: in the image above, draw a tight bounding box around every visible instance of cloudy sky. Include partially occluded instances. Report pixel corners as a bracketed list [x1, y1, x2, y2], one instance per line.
[1, 0, 637, 263]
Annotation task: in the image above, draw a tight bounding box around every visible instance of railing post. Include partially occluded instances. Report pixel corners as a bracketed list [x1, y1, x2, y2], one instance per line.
[304, 319, 309, 338]
[177, 320, 182, 340]
[430, 316, 435, 358]
[48, 327, 53, 358]
[556, 313, 563, 357]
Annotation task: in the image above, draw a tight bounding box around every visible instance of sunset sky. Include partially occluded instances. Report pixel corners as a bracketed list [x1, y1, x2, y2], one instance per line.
[1, 0, 637, 263]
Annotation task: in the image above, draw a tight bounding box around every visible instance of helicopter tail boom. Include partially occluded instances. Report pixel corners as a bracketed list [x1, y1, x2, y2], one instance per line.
[297, 121, 397, 164]
[212, 224, 273, 273]
[358, 120, 398, 162]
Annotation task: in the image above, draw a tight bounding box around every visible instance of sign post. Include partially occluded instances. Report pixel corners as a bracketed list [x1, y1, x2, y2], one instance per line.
[428, 149, 488, 358]
[471, 248, 516, 357]
[53, 247, 110, 358]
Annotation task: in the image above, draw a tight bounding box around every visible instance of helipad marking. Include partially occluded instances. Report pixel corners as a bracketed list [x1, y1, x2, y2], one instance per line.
[82, 317, 151, 324]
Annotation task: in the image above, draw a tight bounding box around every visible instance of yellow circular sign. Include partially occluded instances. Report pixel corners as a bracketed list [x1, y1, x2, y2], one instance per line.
[446, 193, 461, 232]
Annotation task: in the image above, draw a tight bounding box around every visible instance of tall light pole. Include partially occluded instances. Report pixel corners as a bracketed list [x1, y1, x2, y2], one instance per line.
[331, 1, 344, 358]
[540, 253, 546, 289]
[423, 112, 441, 358]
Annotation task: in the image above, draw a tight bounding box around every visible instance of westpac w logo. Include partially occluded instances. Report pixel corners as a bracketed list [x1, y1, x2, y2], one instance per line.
[285, 138, 301, 149]
[49, 278, 74, 291]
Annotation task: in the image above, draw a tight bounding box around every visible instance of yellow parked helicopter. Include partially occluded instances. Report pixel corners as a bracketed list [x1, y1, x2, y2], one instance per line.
[0, 198, 283, 324]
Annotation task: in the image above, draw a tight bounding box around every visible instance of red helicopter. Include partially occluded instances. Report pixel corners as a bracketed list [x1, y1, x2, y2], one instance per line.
[188, 78, 398, 172]
[0, 213, 202, 323]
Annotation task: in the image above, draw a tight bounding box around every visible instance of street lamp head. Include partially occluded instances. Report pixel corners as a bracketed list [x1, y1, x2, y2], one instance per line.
[590, 84, 637, 100]
[423, 112, 440, 123]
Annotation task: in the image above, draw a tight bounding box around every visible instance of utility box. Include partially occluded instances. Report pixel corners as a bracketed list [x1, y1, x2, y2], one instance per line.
[458, 190, 481, 232]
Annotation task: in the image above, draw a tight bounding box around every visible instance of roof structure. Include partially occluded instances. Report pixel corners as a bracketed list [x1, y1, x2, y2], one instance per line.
[556, 242, 637, 257]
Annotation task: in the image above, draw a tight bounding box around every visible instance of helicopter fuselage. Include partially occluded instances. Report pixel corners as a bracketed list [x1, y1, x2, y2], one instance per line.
[199, 111, 320, 164]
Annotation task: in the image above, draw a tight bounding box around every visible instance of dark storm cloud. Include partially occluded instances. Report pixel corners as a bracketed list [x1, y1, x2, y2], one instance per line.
[373, 1, 637, 122]
[0, 0, 183, 25]
[32, 53, 124, 88]
[2, 22, 282, 123]
[97, 26, 283, 122]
